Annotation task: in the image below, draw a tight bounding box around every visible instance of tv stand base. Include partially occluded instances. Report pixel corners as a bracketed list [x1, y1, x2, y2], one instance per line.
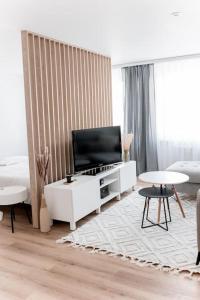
[44, 161, 136, 231]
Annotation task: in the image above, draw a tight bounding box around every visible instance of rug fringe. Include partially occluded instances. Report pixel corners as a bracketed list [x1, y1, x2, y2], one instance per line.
[56, 239, 200, 281]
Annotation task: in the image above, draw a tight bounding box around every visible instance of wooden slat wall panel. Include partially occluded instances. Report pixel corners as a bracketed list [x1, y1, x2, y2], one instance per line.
[21, 31, 112, 228]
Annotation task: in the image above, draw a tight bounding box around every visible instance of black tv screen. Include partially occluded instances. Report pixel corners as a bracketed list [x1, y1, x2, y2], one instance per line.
[72, 126, 122, 172]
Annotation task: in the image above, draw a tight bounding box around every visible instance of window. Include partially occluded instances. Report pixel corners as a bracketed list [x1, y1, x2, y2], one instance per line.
[154, 58, 200, 169]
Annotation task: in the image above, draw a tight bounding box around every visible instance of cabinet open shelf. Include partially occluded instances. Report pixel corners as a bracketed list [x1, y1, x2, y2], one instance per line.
[100, 178, 118, 188]
[101, 191, 119, 205]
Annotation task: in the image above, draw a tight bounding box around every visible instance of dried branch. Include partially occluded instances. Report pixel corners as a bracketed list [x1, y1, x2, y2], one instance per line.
[36, 146, 50, 191]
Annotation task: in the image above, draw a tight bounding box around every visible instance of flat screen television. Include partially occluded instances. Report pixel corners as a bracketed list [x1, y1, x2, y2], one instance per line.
[72, 126, 122, 173]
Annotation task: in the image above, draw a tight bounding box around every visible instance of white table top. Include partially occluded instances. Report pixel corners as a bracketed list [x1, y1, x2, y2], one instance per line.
[139, 171, 189, 185]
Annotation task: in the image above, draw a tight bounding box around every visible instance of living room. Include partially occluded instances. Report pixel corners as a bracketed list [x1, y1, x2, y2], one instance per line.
[0, 0, 200, 299]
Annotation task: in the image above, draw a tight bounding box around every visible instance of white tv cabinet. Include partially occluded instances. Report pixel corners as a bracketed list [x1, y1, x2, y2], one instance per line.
[44, 161, 136, 230]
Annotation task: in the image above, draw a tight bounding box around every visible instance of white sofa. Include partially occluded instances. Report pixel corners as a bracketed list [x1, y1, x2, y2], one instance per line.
[167, 161, 200, 265]
[167, 161, 200, 196]
[197, 190, 200, 265]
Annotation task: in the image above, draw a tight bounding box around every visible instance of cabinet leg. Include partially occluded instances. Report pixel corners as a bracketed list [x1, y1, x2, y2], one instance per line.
[117, 194, 121, 200]
[70, 221, 76, 231]
[96, 207, 101, 214]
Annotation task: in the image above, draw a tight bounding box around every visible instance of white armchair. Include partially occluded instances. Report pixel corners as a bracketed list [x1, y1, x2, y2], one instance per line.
[196, 190, 200, 265]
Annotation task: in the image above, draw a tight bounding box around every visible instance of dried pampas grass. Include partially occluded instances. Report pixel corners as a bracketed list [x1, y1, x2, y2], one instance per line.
[122, 133, 133, 162]
[122, 133, 133, 151]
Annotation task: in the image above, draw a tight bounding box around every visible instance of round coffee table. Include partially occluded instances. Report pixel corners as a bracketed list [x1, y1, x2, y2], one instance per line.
[0, 186, 31, 233]
[139, 171, 189, 218]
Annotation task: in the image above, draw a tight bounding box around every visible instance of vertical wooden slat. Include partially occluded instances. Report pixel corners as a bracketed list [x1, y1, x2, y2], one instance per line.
[49, 40, 58, 181]
[78, 49, 84, 129]
[21, 32, 39, 228]
[46, 40, 57, 182]
[54, 42, 62, 179]
[88, 52, 94, 127]
[31, 34, 42, 226]
[56, 42, 65, 178]
[101, 56, 106, 126]
[96, 55, 101, 127]
[89, 52, 92, 127]
[80, 49, 87, 128]
[104, 57, 109, 126]
[40, 39, 49, 148]
[85, 51, 91, 128]
[92, 53, 98, 127]
[82, 50, 88, 128]
[69, 46, 76, 172]
[63, 45, 70, 174]
[32, 35, 41, 151]
[21, 31, 112, 228]
[59, 43, 67, 178]
[66, 45, 73, 173]
[44, 39, 53, 182]
[76, 48, 82, 129]
[38, 38, 46, 148]
[108, 58, 113, 124]
[99, 55, 103, 125]
[74, 48, 80, 129]
[70, 46, 76, 129]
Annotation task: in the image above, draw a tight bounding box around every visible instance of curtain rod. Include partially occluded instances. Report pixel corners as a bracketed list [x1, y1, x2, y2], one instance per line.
[112, 52, 200, 68]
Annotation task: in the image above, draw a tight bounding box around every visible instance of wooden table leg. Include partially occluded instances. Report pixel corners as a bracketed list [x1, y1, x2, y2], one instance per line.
[10, 206, 15, 233]
[146, 197, 150, 219]
[172, 185, 186, 218]
[157, 199, 161, 224]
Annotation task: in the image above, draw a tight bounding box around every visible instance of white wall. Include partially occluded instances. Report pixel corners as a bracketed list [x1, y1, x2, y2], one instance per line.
[1, 0, 200, 156]
[0, 29, 28, 156]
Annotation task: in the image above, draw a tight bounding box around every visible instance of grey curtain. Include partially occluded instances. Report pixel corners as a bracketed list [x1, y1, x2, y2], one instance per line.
[123, 64, 158, 175]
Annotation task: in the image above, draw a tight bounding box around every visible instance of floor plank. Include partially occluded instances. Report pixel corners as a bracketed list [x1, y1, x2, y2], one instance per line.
[0, 199, 200, 300]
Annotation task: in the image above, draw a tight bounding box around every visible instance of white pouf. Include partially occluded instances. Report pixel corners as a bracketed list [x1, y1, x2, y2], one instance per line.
[0, 186, 29, 232]
[0, 186, 27, 205]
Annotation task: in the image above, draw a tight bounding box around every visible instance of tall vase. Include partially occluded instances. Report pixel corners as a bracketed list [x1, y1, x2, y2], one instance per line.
[40, 193, 51, 233]
[124, 149, 129, 162]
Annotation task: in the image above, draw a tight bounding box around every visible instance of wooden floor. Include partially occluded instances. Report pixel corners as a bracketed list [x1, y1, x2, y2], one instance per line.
[0, 201, 200, 300]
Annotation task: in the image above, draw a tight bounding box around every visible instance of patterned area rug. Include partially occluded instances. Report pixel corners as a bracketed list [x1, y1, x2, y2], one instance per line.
[57, 191, 200, 278]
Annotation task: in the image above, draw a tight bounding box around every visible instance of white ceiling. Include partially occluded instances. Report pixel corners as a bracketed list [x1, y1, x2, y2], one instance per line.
[1, 0, 200, 65]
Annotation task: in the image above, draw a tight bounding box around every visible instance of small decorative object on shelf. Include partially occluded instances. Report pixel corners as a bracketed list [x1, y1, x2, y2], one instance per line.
[36, 146, 51, 233]
[66, 174, 73, 183]
[64, 174, 76, 185]
[100, 178, 104, 186]
[122, 133, 133, 162]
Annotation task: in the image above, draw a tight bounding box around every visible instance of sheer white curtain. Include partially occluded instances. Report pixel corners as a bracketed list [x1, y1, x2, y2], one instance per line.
[154, 58, 200, 170]
[112, 68, 124, 131]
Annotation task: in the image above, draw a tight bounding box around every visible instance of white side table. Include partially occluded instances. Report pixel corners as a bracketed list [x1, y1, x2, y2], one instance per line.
[0, 186, 31, 233]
